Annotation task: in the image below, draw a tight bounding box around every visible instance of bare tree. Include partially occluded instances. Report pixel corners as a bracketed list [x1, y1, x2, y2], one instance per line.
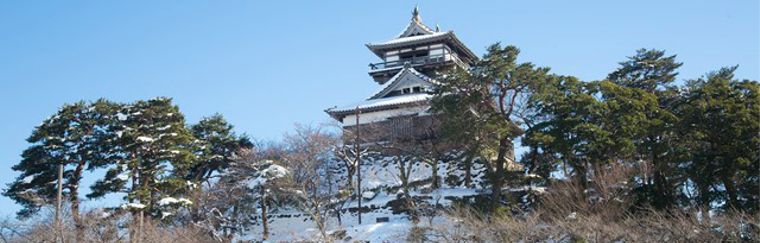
[362, 118, 428, 223]
[417, 116, 457, 189]
[282, 124, 341, 239]
[181, 143, 288, 242]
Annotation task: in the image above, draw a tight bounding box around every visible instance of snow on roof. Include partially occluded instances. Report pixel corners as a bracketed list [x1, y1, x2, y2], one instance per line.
[365, 30, 477, 61]
[367, 31, 450, 48]
[396, 21, 436, 39]
[327, 93, 431, 114]
[366, 65, 435, 100]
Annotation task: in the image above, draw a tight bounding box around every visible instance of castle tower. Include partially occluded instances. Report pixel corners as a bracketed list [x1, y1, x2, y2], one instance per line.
[326, 6, 477, 141]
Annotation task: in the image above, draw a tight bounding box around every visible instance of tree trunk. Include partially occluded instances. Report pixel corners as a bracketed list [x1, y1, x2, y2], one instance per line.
[722, 176, 741, 210]
[652, 167, 668, 209]
[398, 156, 417, 222]
[260, 186, 269, 240]
[346, 167, 354, 192]
[650, 138, 672, 210]
[71, 162, 85, 243]
[226, 202, 239, 243]
[698, 182, 711, 223]
[315, 212, 327, 239]
[430, 159, 439, 189]
[464, 155, 473, 188]
[336, 204, 343, 226]
[490, 137, 511, 209]
[130, 166, 139, 243]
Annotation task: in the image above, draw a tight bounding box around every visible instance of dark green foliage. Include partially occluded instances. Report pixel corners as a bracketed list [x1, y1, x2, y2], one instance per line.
[187, 114, 253, 182]
[607, 49, 683, 209]
[608, 48, 683, 93]
[679, 67, 760, 212]
[522, 77, 658, 188]
[508, 47, 757, 214]
[88, 97, 197, 216]
[431, 43, 552, 208]
[3, 99, 117, 219]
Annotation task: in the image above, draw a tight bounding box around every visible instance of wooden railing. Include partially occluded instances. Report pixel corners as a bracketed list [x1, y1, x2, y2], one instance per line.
[369, 54, 447, 70]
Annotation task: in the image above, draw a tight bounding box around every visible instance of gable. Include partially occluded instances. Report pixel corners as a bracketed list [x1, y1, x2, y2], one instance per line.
[368, 66, 435, 100]
[398, 22, 436, 38]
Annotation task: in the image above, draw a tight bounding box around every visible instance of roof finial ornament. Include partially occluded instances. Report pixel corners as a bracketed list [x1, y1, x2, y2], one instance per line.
[412, 5, 422, 23]
[435, 24, 440, 32]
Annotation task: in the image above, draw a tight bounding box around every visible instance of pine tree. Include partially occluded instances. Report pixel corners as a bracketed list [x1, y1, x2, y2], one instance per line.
[88, 97, 196, 218]
[431, 43, 551, 209]
[607, 48, 683, 209]
[3, 99, 117, 241]
[679, 67, 759, 213]
[608, 48, 683, 93]
[187, 114, 252, 183]
[522, 78, 657, 193]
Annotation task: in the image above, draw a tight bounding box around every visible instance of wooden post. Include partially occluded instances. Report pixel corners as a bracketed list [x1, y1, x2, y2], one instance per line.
[138, 210, 144, 243]
[56, 163, 63, 243]
[260, 186, 269, 240]
[355, 107, 362, 225]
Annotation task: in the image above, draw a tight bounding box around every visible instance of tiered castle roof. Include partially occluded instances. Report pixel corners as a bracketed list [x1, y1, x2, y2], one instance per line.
[326, 6, 475, 122]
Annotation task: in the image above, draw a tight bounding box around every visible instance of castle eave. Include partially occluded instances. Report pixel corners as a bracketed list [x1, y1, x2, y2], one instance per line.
[325, 93, 431, 120]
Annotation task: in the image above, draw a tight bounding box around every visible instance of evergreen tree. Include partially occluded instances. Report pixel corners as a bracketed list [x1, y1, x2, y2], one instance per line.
[608, 48, 683, 93]
[608, 48, 683, 209]
[3, 99, 117, 240]
[88, 97, 197, 217]
[431, 43, 551, 209]
[523, 77, 657, 193]
[187, 114, 252, 183]
[679, 67, 759, 213]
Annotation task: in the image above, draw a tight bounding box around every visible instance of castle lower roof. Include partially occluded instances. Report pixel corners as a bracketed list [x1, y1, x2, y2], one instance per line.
[325, 93, 431, 117]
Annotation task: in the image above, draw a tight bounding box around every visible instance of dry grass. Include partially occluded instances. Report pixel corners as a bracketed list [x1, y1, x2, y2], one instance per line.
[0, 206, 219, 243]
[425, 164, 760, 243]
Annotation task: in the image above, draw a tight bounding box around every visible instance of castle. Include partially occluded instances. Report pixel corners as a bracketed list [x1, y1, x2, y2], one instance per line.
[325, 6, 477, 141]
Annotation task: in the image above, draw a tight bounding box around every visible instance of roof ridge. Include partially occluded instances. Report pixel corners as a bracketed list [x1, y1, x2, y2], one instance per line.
[397, 6, 436, 38]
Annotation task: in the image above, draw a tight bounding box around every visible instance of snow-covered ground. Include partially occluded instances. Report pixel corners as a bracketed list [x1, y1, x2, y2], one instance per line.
[237, 155, 494, 242]
[239, 190, 471, 242]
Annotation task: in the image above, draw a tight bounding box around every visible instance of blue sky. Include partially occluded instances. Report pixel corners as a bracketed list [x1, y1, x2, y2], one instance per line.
[0, 1, 757, 216]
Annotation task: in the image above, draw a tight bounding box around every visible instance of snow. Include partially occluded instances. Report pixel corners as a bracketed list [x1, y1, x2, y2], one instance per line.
[366, 65, 434, 100]
[329, 93, 431, 113]
[115, 174, 129, 181]
[120, 203, 146, 209]
[246, 163, 289, 189]
[186, 181, 197, 189]
[22, 175, 34, 184]
[369, 31, 450, 47]
[157, 133, 177, 139]
[156, 125, 171, 131]
[158, 197, 193, 206]
[236, 154, 495, 242]
[136, 136, 154, 142]
[116, 113, 128, 121]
